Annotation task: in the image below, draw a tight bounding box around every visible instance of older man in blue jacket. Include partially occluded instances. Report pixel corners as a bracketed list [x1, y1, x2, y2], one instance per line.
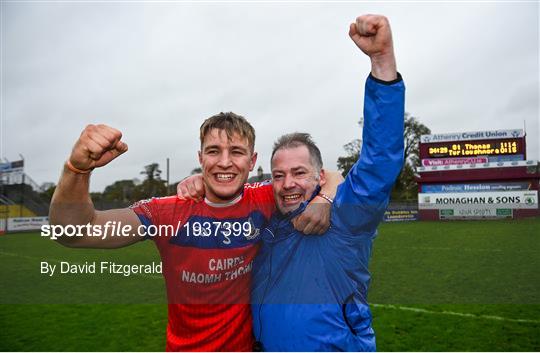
[251, 14, 405, 351]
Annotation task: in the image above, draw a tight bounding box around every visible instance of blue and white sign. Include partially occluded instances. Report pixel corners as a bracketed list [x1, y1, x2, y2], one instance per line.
[487, 154, 524, 162]
[7, 217, 49, 232]
[422, 182, 531, 193]
[420, 129, 524, 143]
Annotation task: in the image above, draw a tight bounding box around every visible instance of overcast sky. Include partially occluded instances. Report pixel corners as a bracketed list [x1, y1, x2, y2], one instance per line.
[1, 1, 538, 192]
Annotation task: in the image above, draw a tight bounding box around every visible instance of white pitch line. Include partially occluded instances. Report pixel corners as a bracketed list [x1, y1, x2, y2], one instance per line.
[0, 250, 163, 280]
[372, 304, 540, 324]
[385, 246, 503, 252]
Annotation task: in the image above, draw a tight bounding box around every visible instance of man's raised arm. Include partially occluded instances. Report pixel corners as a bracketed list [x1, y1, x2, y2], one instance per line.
[49, 124, 143, 248]
[334, 15, 405, 234]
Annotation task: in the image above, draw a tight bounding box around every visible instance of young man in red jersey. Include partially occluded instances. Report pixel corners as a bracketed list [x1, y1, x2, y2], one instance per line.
[49, 112, 337, 351]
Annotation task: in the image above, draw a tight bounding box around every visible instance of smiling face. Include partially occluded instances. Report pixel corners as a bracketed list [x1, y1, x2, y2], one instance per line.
[198, 128, 257, 203]
[271, 145, 326, 214]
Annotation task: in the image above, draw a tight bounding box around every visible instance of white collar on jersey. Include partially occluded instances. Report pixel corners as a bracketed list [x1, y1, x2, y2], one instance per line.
[204, 193, 243, 208]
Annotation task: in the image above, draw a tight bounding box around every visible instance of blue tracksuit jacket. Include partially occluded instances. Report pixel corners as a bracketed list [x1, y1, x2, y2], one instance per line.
[251, 74, 405, 351]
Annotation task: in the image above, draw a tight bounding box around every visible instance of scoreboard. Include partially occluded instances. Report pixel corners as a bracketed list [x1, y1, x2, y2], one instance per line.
[423, 138, 524, 159]
[419, 129, 526, 162]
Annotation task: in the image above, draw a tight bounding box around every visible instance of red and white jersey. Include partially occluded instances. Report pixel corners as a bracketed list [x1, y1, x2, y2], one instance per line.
[130, 181, 274, 351]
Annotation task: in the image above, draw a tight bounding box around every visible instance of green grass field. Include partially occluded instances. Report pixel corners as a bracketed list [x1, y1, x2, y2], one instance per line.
[1, 218, 539, 351]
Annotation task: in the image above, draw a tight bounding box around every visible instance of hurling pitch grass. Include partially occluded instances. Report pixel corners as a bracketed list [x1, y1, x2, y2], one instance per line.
[1, 218, 539, 351]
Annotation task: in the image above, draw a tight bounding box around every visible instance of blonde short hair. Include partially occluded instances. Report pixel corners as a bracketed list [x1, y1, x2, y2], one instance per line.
[199, 112, 256, 152]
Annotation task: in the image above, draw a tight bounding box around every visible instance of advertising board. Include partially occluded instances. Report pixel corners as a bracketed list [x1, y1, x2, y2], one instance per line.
[416, 159, 536, 173]
[383, 209, 419, 222]
[420, 129, 524, 143]
[421, 157, 488, 166]
[421, 182, 531, 193]
[439, 207, 514, 220]
[0, 160, 24, 173]
[7, 217, 49, 232]
[418, 190, 538, 209]
[487, 154, 524, 162]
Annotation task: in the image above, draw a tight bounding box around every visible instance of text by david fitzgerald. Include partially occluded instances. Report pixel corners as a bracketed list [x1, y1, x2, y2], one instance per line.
[41, 261, 162, 277]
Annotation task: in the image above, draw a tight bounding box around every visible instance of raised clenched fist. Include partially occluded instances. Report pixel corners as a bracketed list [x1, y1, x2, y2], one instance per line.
[349, 14, 393, 58]
[69, 124, 128, 171]
[349, 14, 397, 81]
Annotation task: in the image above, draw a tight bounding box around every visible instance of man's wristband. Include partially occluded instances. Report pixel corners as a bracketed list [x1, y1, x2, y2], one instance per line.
[317, 193, 334, 204]
[66, 160, 93, 174]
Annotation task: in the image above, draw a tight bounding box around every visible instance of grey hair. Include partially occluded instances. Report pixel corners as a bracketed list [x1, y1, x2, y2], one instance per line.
[271, 132, 323, 174]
